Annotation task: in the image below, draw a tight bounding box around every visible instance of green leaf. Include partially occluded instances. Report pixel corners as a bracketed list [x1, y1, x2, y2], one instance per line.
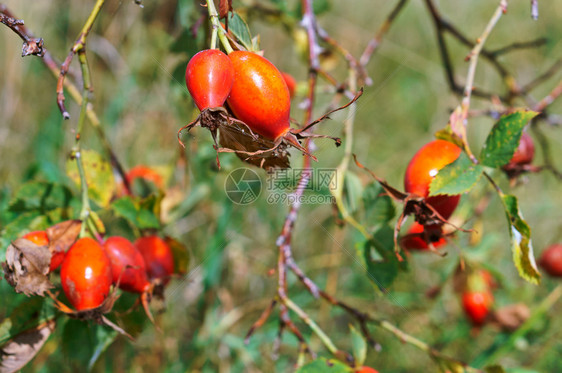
[62, 319, 117, 372]
[66, 149, 115, 208]
[430, 152, 483, 196]
[343, 171, 363, 214]
[296, 357, 352, 373]
[500, 194, 541, 284]
[9, 181, 73, 213]
[362, 183, 395, 226]
[0, 298, 56, 345]
[479, 110, 539, 168]
[363, 225, 405, 290]
[349, 324, 367, 367]
[111, 196, 160, 230]
[227, 12, 253, 51]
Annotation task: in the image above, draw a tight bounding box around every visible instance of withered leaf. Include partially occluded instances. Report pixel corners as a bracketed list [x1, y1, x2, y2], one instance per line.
[45, 220, 81, 256]
[219, 0, 233, 19]
[219, 124, 291, 171]
[492, 303, 530, 331]
[0, 319, 55, 373]
[2, 238, 53, 296]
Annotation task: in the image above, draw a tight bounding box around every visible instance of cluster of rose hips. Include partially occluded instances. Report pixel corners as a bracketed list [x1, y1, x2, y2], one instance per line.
[24, 230, 174, 312]
[185, 48, 294, 141]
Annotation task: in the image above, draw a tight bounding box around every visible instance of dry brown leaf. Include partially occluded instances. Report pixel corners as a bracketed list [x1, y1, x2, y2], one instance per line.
[0, 319, 55, 373]
[2, 238, 53, 296]
[45, 220, 81, 257]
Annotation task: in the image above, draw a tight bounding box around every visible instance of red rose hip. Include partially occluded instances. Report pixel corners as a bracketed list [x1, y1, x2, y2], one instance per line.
[404, 140, 462, 220]
[462, 290, 493, 325]
[539, 243, 562, 277]
[185, 49, 234, 111]
[60, 237, 113, 311]
[227, 51, 291, 140]
[135, 236, 174, 283]
[103, 236, 150, 293]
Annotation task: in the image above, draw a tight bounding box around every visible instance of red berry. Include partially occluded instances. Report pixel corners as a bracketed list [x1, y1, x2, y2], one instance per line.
[135, 236, 174, 283]
[357, 367, 379, 373]
[103, 236, 150, 293]
[509, 131, 535, 165]
[185, 49, 234, 111]
[281, 72, 296, 99]
[539, 243, 562, 277]
[227, 51, 291, 140]
[60, 237, 113, 311]
[404, 140, 462, 220]
[401, 222, 446, 251]
[126, 165, 164, 190]
[23, 230, 64, 272]
[462, 290, 493, 325]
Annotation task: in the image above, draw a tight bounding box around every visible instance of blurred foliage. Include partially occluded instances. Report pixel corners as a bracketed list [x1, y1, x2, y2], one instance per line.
[0, 0, 561, 372]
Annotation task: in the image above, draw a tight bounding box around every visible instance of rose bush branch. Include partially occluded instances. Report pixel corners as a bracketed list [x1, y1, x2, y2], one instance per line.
[0, 5, 44, 57]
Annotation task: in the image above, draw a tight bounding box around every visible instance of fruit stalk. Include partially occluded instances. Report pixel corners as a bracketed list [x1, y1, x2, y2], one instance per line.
[205, 0, 233, 53]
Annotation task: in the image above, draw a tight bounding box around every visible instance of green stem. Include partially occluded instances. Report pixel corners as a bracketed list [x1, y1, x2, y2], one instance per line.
[283, 297, 339, 355]
[75, 50, 92, 238]
[331, 70, 372, 241]
[205, 0, 233, 53]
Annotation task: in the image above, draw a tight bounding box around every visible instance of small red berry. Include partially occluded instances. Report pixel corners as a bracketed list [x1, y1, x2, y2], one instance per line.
[103, 236, 150, 293]
[462, 290, 493, 325]
[401, 222, 446, 251]
[60, 237, 113, 311]
[135, 236, 174, 283]
[227, 51, 291, 140]
[509, 132, 535, 166]
[281, 72, 297, 99]
[404, 140, 462, 220]
[539, 243, 562, 277]
[185, 49, 234, 111]
[23, 230, 64, 272]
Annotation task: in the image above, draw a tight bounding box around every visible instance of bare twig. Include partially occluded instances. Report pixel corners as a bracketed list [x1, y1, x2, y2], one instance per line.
[57, 0, 106, 119]
[0, 6, 44, 57]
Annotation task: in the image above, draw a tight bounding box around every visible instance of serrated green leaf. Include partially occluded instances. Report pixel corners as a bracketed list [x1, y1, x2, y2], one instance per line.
[349, 324, 367, 367]
[66, 150, 115, 208]
[500, 194, 540, 284]
[479, 110, 539, 168]
[227, 12, 253, 51]
[363, 225, 405, 290]
[430, 152, 483, 196]
[296, 357, 352, 373]
[362, 183, 395, 226]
